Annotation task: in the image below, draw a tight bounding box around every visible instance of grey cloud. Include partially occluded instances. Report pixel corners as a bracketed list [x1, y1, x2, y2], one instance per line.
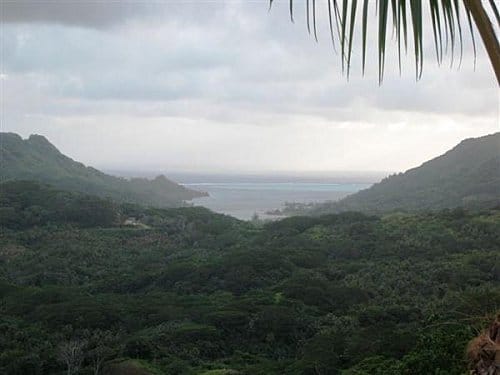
[1, 1, 157, 28]
[2, 1, 498, 173]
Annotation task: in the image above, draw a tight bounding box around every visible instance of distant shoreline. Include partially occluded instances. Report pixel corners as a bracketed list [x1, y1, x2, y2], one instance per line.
[103, 170, 389, 185]
[184, 181, 371, 220]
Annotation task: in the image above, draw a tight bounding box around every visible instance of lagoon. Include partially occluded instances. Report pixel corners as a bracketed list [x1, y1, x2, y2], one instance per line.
[184, 181, 372, 220]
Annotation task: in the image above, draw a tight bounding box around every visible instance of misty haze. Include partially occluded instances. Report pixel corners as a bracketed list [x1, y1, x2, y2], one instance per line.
[1, 1, 499, 375]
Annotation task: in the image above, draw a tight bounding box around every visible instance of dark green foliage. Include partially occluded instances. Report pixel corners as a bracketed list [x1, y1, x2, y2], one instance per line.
[0, 132, 205, 207]
[289, 133, 500, 216]
[0, 181, 119, 229]
[1, 182, 499, 374]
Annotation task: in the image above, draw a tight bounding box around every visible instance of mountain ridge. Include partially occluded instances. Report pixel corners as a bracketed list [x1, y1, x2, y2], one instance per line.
[295, 132, 500, 215]
[0, 132, 206, 207]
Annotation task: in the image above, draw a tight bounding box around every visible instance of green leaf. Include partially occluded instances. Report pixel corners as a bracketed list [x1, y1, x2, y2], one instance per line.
[313, 0, 318, 41]
[464, 3, 477, 68]
[409, 0, 423, 80]
[341, 0, 349, 73]
[453, 0, 464, 67]
[347, 0, 358, 78]
[306, 0, 311, 35]
[378, 0, 389, 83]
[278, 0, 492, 82]
[362, 0, 369, 74]
[328, 0, 337, 51]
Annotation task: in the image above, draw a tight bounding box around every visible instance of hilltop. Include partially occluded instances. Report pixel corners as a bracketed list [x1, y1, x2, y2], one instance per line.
[0, 132, 206, 207]
[297, 133, 500, 215]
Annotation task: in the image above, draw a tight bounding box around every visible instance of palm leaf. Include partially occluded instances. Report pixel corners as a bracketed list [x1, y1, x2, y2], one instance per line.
[269, 0, 500, 84]
[361, 0, 369, 73]
[379, 0, 389, 83]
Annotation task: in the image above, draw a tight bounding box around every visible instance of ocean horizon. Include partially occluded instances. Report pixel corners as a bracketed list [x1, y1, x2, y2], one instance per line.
[105, 170, 383, 220]
[183, 180, 372, 220]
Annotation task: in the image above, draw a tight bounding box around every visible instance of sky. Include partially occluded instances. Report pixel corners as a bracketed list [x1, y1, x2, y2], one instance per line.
[1, 0, 499, 175]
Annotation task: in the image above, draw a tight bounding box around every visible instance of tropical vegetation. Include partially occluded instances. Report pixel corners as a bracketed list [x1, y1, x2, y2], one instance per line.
[0, 133, 206, 208]
[1, 180, 498, 374]
[275, 132, 500, 216]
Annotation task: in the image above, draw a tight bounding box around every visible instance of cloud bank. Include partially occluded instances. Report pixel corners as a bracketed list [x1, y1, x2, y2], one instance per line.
[1, 1, 498, 173]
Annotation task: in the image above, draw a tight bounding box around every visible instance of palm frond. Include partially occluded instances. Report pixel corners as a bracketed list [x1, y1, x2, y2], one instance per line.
[269, 0, 500, 84]
[409, 0, 423, 80]
[379, 0, 389, 83]
[361, 0, 369, 72]
[490, 0, 500, 27]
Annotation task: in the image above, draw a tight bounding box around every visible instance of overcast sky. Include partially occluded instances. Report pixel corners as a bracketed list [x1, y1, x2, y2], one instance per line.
[1, 1, 498, 174]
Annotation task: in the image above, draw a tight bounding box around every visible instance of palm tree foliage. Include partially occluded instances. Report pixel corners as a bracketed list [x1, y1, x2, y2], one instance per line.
[269, 0, 500, 84]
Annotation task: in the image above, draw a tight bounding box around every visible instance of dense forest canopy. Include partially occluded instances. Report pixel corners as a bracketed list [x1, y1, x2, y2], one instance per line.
[1, 1, 499, 374]
[1, 181, 498, 374]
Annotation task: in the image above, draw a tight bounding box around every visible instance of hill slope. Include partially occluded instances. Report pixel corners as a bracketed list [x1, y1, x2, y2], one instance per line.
[309, 132, 500, 215]
[0, 132, 206, 207]
[1, 180, 499, 374]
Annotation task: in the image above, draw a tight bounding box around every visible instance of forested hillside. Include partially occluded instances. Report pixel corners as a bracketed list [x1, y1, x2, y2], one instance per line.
[291, 133, 500, 216]
[1, 181, 498, 374]
[0, 133, 206, 207]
